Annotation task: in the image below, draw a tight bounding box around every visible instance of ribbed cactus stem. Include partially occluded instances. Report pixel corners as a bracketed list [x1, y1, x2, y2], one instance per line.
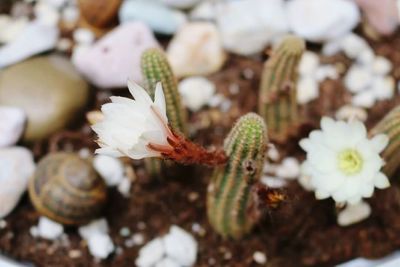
[207, 113, 268, 239]
[141, 48, 188, 135]
[369, 106, 400, 178]
[258, 35, 305, 143]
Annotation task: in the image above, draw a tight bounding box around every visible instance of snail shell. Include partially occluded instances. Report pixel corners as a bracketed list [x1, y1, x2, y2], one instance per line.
[77, 0, 121, 28]
[29, 153, 107, 225]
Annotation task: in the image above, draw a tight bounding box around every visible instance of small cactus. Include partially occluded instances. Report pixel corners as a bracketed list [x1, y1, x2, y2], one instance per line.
[207, 113, 268, 239]
[141, 48, 188, 135]
[258, 35, 305, 143]
[141, 48, 188, 177]
[369, 105, 400, 178]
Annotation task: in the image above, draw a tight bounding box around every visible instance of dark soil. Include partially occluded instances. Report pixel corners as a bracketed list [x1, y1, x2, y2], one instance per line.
[2, 27, 400, 267]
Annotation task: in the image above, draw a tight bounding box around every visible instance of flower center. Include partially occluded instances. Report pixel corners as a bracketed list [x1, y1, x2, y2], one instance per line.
[338, 149, 363, 175]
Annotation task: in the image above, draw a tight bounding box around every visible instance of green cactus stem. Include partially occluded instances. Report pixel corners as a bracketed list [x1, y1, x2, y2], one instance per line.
[258, 35, 305, 143]
[207, 113, 268, 239]
[369, 105, 400, 178]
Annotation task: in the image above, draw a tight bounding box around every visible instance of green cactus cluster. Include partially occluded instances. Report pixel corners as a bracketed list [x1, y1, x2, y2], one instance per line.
[258, 35, 305, 143]
[207, 113, 268, 239]
[141, 48, 188, 177]
[369, 105, 400, 178]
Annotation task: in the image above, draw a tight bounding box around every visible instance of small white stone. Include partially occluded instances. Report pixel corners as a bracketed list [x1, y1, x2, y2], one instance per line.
[297, 76, 319, 104]
[43, 0, 68, 9]
[276, 157, 300, 180]
[78, 218, 109, 240]
[164, 225, 198, 266]
[220, 99, 232, 112]
[167, 22, 226, 77]
[253, 251, 267, 264]
[190, 1, 215, 21]
[337, 201, 371, 226]
[352, 90, 376, 108]
[335, 105, 368, 122]
[344, 65, 373, 93]
[86, 233, 115, 259]
[119, 227, 131, 237]
[61, 5, 80, 25]
[357, 49, 375, 65]
[132, 233, 145, 246]
[73, 28, 95, 46]
[215, 0, 288, 55]
[267, 144, 280, 162]
[37, 217, 64, 240]
[0, 106, 26, 148]
[56, 38, 72, 52]
[372, 56, 393, 76]
[0, 20, 59, 68]
[161, 0, 201, 9]
[260, 176, 287, 188]
[0, 147, 35, 218]
[30, 226, 39, 238]
[322, 38, 342, 56]
[178, 77, 216, 112]
[263, 162, 279, 174]
[298, 51, 320, 76]
[340, 33, 371, 60]
[208, 94, 225, 108]
[93, 155, 124, 186]
[34, 2, 60, 26]
[287, 0, 360, 43]
[0, 219, 7, 229]
[0, 17, 28, 44]
[117, 177, 132, 197]
[370, 76, 395, 100]
[155, 258, 180, 267]
[136, 237, 165, 267]
[315, 65, 339, 82]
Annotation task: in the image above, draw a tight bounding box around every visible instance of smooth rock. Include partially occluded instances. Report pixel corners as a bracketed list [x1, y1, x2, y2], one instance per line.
[167, 22, 226, 77]
[0, 56, 89, 141]
[0, 106, 26, 148]
[340, 33, 371, 60]
[355, 0, 399, 35]
[344, 65, 373, 93]
[87, 232, 115, 259]
[370, 76, 395, 100]
[136, 237, 165, 267]
[119, 0, 187, 35]
[34, 1, 60, 26]
[335, 105, 368, 122]
[37, 216, 64, 240]
[0, 16, 28, 44]
[178, 76, 216, 111]
[78, 218, 109, 240]
[189, 0, 215, 21]
[372, 56, 393, 75]
[0, 20, 59, 68]
[315, 65, 339, 82]
[297, 76, 319, 104]
[276, 157, 300, 180]
[117, 177, 132, 197]
[164, 226, 197, 266]
[216, 0, 288, 55]
[352, 90, 375, 108]
[253, 251, 267, 264]
[73, 28, 95, 46]
[155, 258, 180, 267]
[260, 175, 287, 188]
[298, 51, 320, 76]
[161, 0, 200, 9]
[338, 201, 371, 226]
[73, 22, 159, 88]
[0, 147, 35, 218]
[93, 155, 124, 186]
[287, 0, 360, 42]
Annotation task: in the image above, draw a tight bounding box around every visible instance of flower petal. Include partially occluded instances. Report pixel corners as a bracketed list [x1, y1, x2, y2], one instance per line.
[374, 172, 390, 189]
[127, 80, 153, 104]
[154, 82, 167, 122]
[369, 134, 389, 154]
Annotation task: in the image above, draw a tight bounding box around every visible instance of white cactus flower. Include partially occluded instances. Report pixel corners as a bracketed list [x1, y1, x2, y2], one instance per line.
[299, 117, 390, 205]
[92, 80, 173, 159]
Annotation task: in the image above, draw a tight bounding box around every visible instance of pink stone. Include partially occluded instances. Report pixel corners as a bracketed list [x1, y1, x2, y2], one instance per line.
[72, 22, 159, 89]
[355, 0, 399, 35]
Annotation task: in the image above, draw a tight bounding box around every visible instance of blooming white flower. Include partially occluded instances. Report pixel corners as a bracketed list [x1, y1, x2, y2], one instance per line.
[92, 80, 172, 159]
[299, 117, 390, 204]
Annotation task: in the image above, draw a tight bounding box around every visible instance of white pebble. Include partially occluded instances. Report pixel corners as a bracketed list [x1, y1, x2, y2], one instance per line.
[315, 64, 338, 82]
[372, 56, 392, 76]
[337, 201, 371, 226]
[164, 226, 197, 266]
[253, 251, 267, 264]
[370, 76, 395, 100]
[93, 155, 124, 186]
[136, 237, 165, 267]
[275, 157, 300, 180]
[340, 33, 370, 60]
[132, 233, 145, 246]
[297, 76, 319, 104]
[117, 177, 132, 197]
[37, 217, 64, 240]
[266, 144, 280, 162]
[78, 218, 109, 240]
[119, 227, 131, 237]
[189, 1, 215, 21]
[208, 94, 225, 108]
[61, 5, 80, 24]
[0, 16, 29, 44]
[352, 90, 376, 108]
[261, 176, 287, 188]
[335, 105, 368, 122]
[86, 233, 115, 259]
[298, 51, 320, 76]
[344, 65, 373, 93]
[73, 28, 95, 46]
[155, 258, 180, 267]
[34, 2, 60, 26]
[0, 106, 26, 148]
[357, 49, 375, 65]
[56, 38, 72, 52]
[0, 219, 7, 229]
[178, 76, 216, 112]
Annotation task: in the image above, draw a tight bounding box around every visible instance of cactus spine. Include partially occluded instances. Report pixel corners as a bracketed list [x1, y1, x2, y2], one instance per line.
[207, 113, 268, 239]
[258, 35, 305, 143]
[141, 48, 188, 177]
[141, 48, 188, 135]
[369, 105, 400, 178]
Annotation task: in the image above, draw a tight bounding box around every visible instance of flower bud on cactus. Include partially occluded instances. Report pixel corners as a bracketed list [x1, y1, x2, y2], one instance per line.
[141, 48, 188, 177]
[258, 35, 305, 143]
[207, 113, 268, 239]
[369, 105, 400, 178]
